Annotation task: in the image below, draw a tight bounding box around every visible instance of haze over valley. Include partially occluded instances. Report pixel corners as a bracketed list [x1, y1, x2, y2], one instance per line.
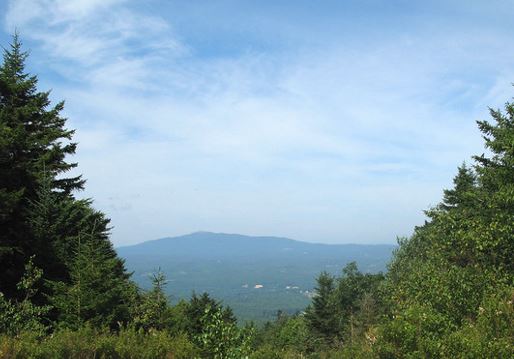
[117, 232, 395, 322]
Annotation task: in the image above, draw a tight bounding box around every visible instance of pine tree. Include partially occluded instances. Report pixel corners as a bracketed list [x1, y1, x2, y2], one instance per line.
[472, 101, 514, 272]
[49, 237, 135, 330]
[334, 262, 385, 341]
[475, 103, 514, 191]
[28, 186, 125, 282]
[439, 163, 477, 210]
[0, 36, 133, 322]
[0, 34, 84, 298]
[133, 269, 172, 331]
[305, 271, 338, 342]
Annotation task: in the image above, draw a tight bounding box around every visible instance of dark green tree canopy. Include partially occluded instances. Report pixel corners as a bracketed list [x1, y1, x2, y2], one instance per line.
[0, 34, 83, 199]
[440, 163, 477, 210]
[0, 35, 87, 297]
[0, 35, 130, 312]
[305, 271, 338, 341]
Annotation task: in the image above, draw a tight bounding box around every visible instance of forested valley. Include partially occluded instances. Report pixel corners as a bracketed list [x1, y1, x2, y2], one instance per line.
[0, 36, 512, 358]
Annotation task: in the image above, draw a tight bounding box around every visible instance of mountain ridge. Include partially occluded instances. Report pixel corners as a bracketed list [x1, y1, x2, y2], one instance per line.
[117, 231, 395, 252]
[117, 232, 396, 322]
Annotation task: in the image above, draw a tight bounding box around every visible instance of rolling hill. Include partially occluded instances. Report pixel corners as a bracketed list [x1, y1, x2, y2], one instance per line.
[117, 232, 395, 323]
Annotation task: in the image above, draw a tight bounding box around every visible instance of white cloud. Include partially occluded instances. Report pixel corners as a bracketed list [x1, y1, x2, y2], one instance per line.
[6, 0, 185, 70]
[4, 1, 514, 245]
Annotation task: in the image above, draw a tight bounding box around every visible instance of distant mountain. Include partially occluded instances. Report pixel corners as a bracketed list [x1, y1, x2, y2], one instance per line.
[117, 232, 396, 323]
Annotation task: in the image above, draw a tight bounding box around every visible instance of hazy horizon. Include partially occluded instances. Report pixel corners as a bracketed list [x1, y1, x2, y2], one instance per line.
[115, 230, 400, 248]
[2, 1, 514, 245]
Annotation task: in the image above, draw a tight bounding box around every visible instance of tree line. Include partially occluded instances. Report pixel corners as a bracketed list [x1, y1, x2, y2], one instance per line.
[0, 36, 512, 358]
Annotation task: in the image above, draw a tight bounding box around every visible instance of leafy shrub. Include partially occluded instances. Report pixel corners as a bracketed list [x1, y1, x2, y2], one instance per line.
[374, 304, 454, 358]
[0, 327, 198, 359]
[196, 305, 254, 358]
[0, 257, 49, 337]
[442, 287, 514, 358]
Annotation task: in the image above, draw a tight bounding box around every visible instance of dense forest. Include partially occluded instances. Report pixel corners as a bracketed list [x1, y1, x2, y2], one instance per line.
[0, 36, 512, 358]
[116, 232, 395, 324]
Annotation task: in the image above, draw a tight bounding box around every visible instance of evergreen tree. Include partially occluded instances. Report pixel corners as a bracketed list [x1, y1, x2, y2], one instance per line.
[49, 237, 135, 330]
[0, 36, 133, 331]
[335, 262, 385, 342]
[0, 34, 83, 298]
[133, 270, 173, 331]
[305, 271, 338, 341]
[31, 190, 126, 284]
[439, 163, 477, 210]
[472, 102, 514, 272]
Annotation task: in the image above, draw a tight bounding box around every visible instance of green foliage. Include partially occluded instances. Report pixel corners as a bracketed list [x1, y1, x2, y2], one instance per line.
[374, 304, 454, 358]
[305, 271, 338, 341]
[255, 314, 316, 355]
[273, 315, 312, 350]
[335, 262, 385, 342]
[185, 292, 236, 338]
[0, 35, 133, 330]
[439, 163, 477, 210]
[304, 263, 386, 346]
[0, 257, 50, 336]
[374, 289, 514, 358]
[132, 270, 174, 332]
[249, 345, 303, 359]
[165, 299, 190, 335]
[376, 94, 514, 357]
[0, 327, 198, 358]
[0, 34, 84, 298]
[27, 175, 122, 284]
[442, 288, 514, 358]
[1, 34, 513, 358]
[196, 305, 254, 359]
[48, 237, 135, 330]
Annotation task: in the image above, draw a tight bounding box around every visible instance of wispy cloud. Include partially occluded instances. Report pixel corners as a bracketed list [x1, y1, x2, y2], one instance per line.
[4, 0, 514, 244]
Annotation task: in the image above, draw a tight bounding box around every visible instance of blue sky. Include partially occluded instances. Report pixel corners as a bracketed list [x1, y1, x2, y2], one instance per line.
[2, 0, 514, 245]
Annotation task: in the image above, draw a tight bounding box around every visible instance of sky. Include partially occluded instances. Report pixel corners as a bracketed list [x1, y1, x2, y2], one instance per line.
[2, 0, 514, 246]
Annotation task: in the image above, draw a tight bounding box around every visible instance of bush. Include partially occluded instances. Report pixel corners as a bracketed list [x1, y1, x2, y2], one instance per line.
[442, 287, 514, 358]
[0, 327, 198, 359]
[374, 304, 454, 358]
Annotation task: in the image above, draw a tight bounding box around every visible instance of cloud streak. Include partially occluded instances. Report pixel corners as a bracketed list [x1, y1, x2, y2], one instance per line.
[4, 0, 514, 245]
